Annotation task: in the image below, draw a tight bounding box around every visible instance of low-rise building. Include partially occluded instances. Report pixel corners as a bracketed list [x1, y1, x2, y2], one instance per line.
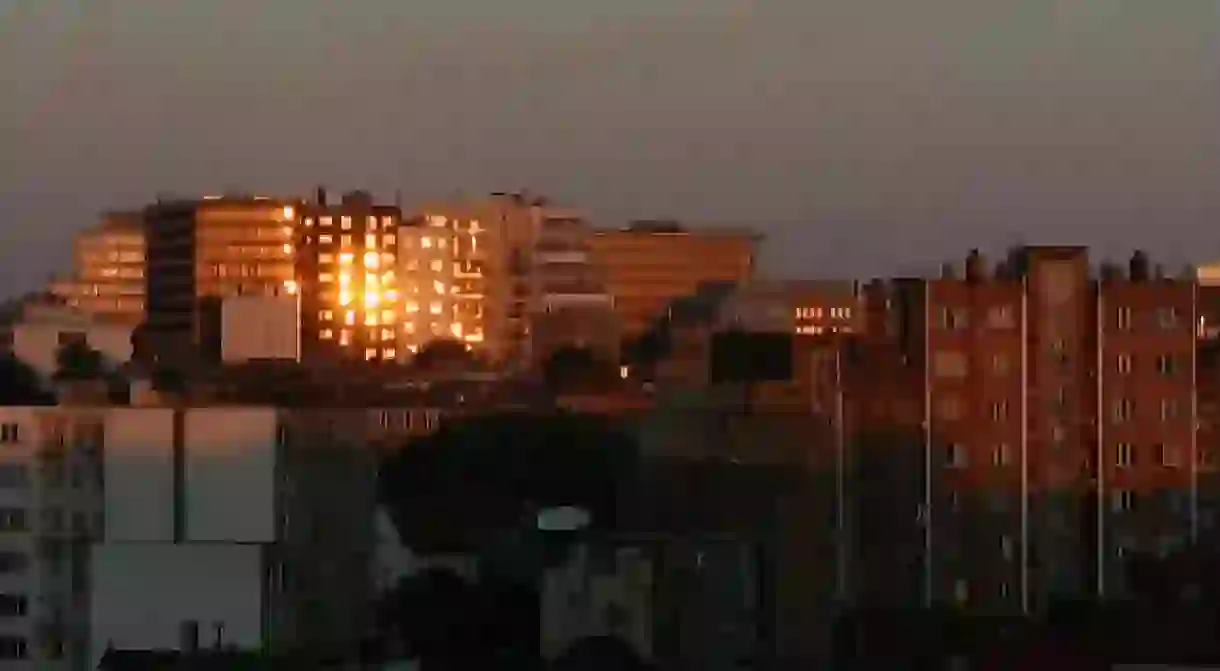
[0, 300, 133, 383]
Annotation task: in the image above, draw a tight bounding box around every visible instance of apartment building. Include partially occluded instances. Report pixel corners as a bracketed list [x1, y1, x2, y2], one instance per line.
[294, 190, 402, 364]
[143, 196, 299, 362]
[839, 247, 1202, 614]
[49, 213, 145, 324]
[589, 221, 758, 339]
[91, 406, 377, 665]
[400, 193, 613, 366]
[0, 406, 106, 670]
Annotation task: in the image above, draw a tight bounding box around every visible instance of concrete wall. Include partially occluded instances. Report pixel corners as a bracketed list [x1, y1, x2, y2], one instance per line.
[10, 316, 132, 382]
[183, 408, 278, 543]
[103, 408, 176, 542]
[220, 295, 301, 363]
[90, 544, 264, 665]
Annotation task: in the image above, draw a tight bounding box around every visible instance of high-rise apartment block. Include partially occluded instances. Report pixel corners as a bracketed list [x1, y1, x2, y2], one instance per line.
[294, 190, 402, 363]
[143, 196, 298, 362]
[50, 212, 146, 324]
[840, 247, 1203, 612]
[400, 193, 613, 365]
[589, 222, 758, 338]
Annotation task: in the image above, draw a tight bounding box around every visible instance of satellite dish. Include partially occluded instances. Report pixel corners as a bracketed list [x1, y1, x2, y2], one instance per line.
[536, 506, 591, 532]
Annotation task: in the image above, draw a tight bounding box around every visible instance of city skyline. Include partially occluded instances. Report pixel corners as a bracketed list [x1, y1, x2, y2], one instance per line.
[3, 1, 1219, 293]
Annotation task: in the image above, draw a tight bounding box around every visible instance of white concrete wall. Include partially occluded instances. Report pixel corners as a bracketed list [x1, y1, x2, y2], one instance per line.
[10, 320, 132, 382]
[183, 408, 278, 543]
[221, 295, 301, 363]
[104, 408, 176, 542]
[90, 544, 264, 665]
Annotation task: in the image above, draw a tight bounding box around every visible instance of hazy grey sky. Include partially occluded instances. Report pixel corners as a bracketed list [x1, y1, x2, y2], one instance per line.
[2, 0, 1218, 292]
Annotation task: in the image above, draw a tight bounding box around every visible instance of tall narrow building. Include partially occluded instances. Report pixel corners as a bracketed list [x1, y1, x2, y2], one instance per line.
[143, 196, 298, 362]
[294, 190, 402, 364]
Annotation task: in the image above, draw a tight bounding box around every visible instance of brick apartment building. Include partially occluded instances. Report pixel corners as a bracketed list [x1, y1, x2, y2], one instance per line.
[836, 246, 1205, 614]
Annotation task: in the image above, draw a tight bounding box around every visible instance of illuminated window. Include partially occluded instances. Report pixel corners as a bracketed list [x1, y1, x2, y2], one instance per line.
[430, 260, 443, 272]
[430, 322, 442, 335]
[365, 348, 377, 360]
[368, 216, 378, 229]
[341, 216, 352, 230]
[384, 348, 396, 359]
[382, 216, 393, 227]
[404, 322, 416, 334]
[381, 328, 395, 341]
[338, 253, 354, 265]
[408, 344, 418, 353]
[366, 234, 378, 249]
[365, 292, 380, 308]
[364, 252, 379, 269]
[319, 329, 333, 340]
[384, 234, 396, 246]
[437, 238, 447, 250]
[421, 237, 433, 249]
[365, 273, 378, 288]
[319, 253, 334, 263]
[304, 218, 314, 227]
[339, 292, 352, 306]
[433, 280, 445, 295]
[382, 253, 395, 266]
[319, 234, 333, 244]
[385, 289, 399, 301]
[341, 235, 353, 246]
[428, 215, 447, 227]
[319, 273, 334, 283]
[365, 313, 379, 326]
[406, 301, 420, 313]
[339, 330, 351, 346]
[345, 311, 356, 326]
[319, 310, 333, 320]
[320, 216, 332, 227]
[282, 244, 292, 254]
[381, 310, 396, 323]
[429, 302, 442, 315]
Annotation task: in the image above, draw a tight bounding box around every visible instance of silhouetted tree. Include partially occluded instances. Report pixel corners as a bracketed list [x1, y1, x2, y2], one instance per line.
[551, 636, 654, 671]
[412, 338, 474, 371]
[52, 340, 106, 381]
[378, 413, 638, 554]
[0, 353, 53, 405]
[543, 346, 617, 393]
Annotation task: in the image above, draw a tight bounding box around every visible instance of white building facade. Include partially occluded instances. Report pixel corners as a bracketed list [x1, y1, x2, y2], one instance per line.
[0, 302, 133, 382]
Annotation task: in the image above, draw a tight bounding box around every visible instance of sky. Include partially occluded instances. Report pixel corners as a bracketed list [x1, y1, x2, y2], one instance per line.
[1, 0, 1218, 293]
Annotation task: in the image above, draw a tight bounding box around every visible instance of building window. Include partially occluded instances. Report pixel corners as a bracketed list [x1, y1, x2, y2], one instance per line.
[421, 237, 433, 249]
[1158, 308, 1178, 329]
[940, 307, 968, 330]
[987, 305, 1015, 329]
[946, 443, 967, 468]
[0, 466, 28, 489]
[384, 348, 396, 359]
[992, 443, 1011, 467]
[0, 510, 26, 533]
[0, 636, 26, 660]
[1116, 354, 1132, 375]
[1116, 306, 1133, 331]
[430, 260, 444, 272]
[1113, 399, 1133, 423]
[933, 351, 968, 378]
[1161, 399, 1178, 421]
[1156, 354, 1177, 377]
[1115, 442, 1134, 468]
[319, 329, 333, 340]
[319, 310, 333, 321]
[365, 348, 377, 361]
[366, 234, 378, 249]
[991, 401, 1009, 422]
[319, 216, 332, 227]
[338, 330, 351, 346]
[1112, 489, 1137, 512]
[341, 216, 352, 230]
[319, 234, 333, 244]
[0, 424, 18, 444]
[1158, 443, 1179, 468]
[384, 234, 396, 246]
[429, 302, 443, 315]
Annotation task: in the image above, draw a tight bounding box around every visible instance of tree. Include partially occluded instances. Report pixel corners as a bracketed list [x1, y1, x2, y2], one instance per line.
[412, 338, 474, 372]
[52, 340, 106, 382]
[0, 353, 53, 405]
[378, 413, 639, 554]
[550, 636, 654, 671]
[543, 346, 618, 393]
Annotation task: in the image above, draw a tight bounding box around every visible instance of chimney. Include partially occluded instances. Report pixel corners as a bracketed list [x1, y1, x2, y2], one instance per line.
[1129, 250, 1150, 282]
[315, 186, 327, 206]
[965, 249, 987, 283]
[180, 620, 199, 654]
